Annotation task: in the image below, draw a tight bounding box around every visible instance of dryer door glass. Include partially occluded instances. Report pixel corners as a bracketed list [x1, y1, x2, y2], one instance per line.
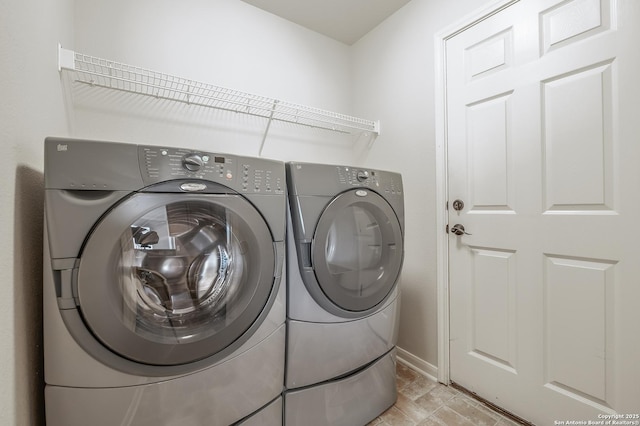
[77, 193, 276, 366]
[312, 190, 403, 312]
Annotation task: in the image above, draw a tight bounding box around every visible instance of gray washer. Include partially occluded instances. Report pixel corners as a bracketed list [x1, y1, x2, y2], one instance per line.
[44, 137, 286, 425]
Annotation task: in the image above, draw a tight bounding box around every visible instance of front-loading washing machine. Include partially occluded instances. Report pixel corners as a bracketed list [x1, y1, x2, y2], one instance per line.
[43, 137, 286, 426]
[284, 162, 404, 426]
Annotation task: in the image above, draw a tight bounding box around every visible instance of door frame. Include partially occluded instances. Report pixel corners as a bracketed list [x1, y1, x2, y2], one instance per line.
[433, 0, 519, 385]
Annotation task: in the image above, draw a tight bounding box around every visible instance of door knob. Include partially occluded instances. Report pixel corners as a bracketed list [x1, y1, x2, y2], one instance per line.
[450, 224, 471, 236]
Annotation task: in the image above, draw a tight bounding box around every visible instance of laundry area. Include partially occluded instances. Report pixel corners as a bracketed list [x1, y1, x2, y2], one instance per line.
[2, 0, 640, 425]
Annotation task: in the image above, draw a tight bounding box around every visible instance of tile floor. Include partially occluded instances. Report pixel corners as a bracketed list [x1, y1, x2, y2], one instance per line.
[369, 362, 524, 426]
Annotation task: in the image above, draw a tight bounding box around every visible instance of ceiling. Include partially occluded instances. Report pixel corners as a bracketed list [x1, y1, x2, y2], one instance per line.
[240, 0, 412, 45]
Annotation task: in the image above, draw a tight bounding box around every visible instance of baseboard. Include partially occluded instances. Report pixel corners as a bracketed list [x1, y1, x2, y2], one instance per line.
[396, 346, 439, 382]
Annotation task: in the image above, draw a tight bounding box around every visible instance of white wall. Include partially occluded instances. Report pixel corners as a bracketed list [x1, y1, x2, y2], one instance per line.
[71, 0, 357, 164]
[352, 0, 490, 374]
[0, 0, 74, 424]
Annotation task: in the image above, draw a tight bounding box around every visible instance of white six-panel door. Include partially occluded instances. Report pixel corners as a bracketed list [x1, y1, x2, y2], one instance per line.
[445, 0, 640, 423]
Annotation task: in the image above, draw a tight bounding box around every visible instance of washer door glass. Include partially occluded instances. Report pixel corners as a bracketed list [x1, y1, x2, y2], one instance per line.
[77, 193, 275, 366]
[311, 189, 403, 312]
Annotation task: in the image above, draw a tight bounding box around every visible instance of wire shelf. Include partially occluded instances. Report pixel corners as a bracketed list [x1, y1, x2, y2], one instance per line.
[58, 46, 379, 150]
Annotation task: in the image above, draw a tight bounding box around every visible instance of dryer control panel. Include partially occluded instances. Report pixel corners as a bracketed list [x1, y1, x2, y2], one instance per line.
[139, 146, 285, 195]
[287, 162, 403, 198]
[336, 166, 403, 196]
[286, 161, 405, 236]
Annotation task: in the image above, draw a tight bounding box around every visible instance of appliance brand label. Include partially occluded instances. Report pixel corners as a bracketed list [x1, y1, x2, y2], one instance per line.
[355, 190, 367, 197]
[180, 182, 207, 192]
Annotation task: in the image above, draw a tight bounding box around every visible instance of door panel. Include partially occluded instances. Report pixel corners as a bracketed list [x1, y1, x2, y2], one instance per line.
[544, 255, 615, 402]
[540, 0, 613, 53]
[446, 0, 639, 422]
[467, 92, 514, 211]
[542, 62, 615, 211]
[468, 247, 517, 372]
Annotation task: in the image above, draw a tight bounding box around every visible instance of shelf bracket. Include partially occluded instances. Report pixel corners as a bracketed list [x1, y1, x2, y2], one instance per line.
[369, 120, 381, 149]
[58, 44, 75, 72]
[258, 100, 278, 157]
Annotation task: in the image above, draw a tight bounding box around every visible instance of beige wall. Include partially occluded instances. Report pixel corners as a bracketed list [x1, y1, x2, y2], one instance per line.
[1, 0, 355, 423]
[0, 0, 74, 423]
[71, 0, 356, 164]
[352, 0, 492, 373]
[1, 0, 494, 422]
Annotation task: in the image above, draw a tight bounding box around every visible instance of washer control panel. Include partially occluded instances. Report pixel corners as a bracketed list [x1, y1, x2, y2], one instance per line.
[182, 153, 205, 172]
[139, 146, 285, 194]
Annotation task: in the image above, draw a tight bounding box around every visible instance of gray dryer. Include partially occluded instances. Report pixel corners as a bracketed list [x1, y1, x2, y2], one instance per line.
[284, 161, 405, 426]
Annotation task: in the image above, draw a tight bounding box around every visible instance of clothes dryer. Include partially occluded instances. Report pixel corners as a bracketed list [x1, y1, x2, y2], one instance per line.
[284, 162, 404, 426]
[43, 138, 286, 426]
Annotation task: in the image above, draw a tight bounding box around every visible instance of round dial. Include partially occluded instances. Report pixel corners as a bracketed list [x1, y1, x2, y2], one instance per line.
[356, 170, 370, 182]
[183, 154, 204, 172]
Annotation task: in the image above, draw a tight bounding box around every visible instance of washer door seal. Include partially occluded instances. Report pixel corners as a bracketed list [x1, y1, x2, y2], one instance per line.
[74, 192, 276, 368]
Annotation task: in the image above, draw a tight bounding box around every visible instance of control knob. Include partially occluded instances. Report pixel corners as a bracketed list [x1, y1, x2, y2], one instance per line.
[356, 170, 370, 182]
[183, 153, 204, 172]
